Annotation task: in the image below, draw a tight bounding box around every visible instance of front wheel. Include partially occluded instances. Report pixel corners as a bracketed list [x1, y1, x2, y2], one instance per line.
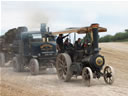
[29, 59, 39, 75]
[104, 66, 115, 85]
[82, 67, 93, 86]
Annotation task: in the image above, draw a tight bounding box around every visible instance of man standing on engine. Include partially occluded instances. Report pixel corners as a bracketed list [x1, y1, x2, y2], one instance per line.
[56, 34, 69, 53]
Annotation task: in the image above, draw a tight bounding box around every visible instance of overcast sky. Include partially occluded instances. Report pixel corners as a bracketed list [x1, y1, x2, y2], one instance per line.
[1, 1, 128, 37]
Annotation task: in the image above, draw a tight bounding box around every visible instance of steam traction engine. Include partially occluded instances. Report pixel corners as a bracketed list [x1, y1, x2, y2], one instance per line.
[12, 24, 56, 75]
[55, 23, 115, 86]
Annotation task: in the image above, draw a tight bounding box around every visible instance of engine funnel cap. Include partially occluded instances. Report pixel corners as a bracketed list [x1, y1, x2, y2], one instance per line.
[91, 23, 99, 28]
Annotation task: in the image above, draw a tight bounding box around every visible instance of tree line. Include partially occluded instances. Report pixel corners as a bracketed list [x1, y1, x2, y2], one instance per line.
[99, 29, 128, 42]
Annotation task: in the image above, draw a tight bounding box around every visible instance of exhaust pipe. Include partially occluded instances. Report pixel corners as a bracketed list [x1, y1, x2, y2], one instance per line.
[91, 23, 99, 53]
[40, 23, 47, 33]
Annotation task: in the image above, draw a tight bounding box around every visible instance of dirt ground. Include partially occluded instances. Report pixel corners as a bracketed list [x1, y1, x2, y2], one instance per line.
[0, 42, 128, 96]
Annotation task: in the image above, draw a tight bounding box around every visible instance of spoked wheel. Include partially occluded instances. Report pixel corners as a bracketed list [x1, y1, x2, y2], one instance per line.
[82, 67, 93, 86]
[104, 66, 115, 85]
[56, 53, 72, 82]
[29, 59, 39, 75]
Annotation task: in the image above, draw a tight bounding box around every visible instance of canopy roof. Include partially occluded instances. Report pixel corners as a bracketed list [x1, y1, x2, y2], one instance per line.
[52, 24, 107, 35]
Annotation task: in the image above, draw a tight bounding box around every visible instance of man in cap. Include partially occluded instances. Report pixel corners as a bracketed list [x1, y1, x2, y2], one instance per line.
[56, 34, 69, 52]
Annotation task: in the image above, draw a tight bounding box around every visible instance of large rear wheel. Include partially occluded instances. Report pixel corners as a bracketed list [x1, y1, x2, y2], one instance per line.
[29, 59, 39, 75]
[104, 66, 115, 85]
[56, 53, 72, 82]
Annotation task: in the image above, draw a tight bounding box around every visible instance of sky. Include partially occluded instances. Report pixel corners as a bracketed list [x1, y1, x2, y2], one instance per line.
[1, 1, 128, 38]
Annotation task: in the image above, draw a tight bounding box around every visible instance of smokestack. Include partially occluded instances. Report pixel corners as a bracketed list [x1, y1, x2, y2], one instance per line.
[91, 23, 99, 53]
[40, 23, 47, 33]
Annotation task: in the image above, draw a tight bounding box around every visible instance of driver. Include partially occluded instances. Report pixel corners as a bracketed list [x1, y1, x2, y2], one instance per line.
[56, 34, 69, 52]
